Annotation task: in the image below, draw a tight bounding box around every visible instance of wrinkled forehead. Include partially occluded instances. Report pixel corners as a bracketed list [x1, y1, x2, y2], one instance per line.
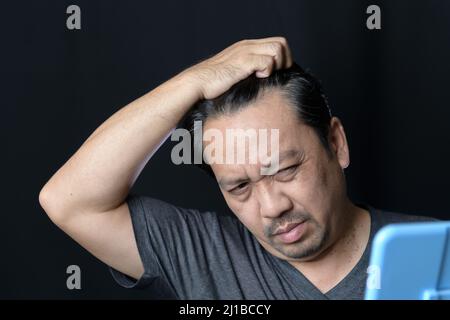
[203, 123, 315, 183]
[198, 90, 319, 176]
[202, 105, 316, 154]
[213, 148, 306, 188]
[203, 91, 312, 143]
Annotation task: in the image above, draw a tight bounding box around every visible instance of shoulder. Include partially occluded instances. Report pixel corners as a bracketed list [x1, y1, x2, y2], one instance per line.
[126, 193, 244, 233]
[369, 205, 439, 226]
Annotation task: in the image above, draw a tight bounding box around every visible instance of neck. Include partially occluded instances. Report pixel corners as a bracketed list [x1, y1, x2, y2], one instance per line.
[289, 199, 371, 293]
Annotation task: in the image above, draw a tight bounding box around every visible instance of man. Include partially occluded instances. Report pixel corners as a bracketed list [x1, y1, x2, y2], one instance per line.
[39, 37, 435, 299]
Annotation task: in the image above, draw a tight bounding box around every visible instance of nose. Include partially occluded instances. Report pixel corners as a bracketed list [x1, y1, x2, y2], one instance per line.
[257, 182, 293, 219]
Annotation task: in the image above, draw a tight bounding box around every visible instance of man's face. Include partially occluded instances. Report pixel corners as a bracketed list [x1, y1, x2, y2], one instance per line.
[204, 89, 350, 262]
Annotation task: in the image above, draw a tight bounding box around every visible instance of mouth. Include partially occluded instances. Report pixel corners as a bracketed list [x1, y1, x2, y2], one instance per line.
[272, 221, 307, 244]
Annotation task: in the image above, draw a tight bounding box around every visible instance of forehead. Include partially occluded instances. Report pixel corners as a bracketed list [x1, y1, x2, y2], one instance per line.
[204, 89, 317, 146]
[203, 90, 320, 176]
[216, 148, 306, 187]
[205, 89, 298, 131]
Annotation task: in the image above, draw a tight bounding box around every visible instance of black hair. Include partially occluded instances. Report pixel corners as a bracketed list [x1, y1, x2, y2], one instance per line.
[179, 62, 333, 177]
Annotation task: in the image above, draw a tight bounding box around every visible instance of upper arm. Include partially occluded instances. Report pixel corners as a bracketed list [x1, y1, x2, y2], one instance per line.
[42, 197, 144, 280]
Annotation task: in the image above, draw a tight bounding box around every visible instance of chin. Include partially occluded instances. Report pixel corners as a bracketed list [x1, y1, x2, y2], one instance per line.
[276, 235, 328, 261]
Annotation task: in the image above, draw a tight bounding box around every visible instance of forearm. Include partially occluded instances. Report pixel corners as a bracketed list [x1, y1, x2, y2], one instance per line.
[40, 37, 292, 220]
[40, 71, 201, 216]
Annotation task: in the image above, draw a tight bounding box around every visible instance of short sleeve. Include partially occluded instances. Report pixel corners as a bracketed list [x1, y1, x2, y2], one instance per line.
[108, 192, 224, 298]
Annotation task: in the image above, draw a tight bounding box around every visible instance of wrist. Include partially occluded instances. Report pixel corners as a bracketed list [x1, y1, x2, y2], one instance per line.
[175, 67, 207, 101]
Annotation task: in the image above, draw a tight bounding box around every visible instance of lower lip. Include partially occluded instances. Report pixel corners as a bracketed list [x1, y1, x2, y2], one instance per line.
[276, 222, 307, 244]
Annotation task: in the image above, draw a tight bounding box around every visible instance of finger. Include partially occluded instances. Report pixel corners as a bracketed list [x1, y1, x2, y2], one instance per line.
[247, 41, 285, 70]
[246, 37, 293, 69]
[245, 36, 287, 45]
[281, 40, 294, 68]
[265, 37, 293, 69]
[248, 54, 275, 78]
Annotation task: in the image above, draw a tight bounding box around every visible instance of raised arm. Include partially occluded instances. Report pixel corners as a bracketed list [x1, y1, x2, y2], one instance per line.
[39, 37, 293, 280]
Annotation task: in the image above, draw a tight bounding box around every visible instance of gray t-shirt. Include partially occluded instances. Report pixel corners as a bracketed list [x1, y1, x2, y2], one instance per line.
[109, 193, 437, 299]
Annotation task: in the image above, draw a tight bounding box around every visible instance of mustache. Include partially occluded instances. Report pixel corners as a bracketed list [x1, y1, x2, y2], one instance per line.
[264, 211, 311, 237]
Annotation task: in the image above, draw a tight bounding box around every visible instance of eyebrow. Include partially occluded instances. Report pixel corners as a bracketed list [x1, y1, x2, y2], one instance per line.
[262, 149, 305, 168]
[217, 149, 304, 188]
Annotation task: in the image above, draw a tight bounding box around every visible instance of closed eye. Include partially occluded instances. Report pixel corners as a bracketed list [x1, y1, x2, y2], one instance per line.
[228, 182, 249, 195]
[276, 164, 299, 179]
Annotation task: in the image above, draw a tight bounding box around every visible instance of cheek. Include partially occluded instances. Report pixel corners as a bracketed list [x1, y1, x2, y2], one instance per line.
[290, 162, 329, 201]
[225, 196, 265, 236]
[311, 161, 345, 226]
[287, 160, 334, 222]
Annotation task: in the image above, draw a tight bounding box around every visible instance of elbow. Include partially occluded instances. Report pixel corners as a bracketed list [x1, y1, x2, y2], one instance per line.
[38, 185, 69, 227]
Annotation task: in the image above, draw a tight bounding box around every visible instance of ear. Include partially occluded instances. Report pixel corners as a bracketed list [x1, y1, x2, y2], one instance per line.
[328, 117, 350, 169]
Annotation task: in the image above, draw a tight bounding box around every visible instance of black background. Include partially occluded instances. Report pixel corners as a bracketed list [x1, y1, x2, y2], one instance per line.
[1, 0, 449, 298]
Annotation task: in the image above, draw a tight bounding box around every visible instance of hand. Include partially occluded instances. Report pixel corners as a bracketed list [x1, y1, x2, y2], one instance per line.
[183, 37, 294, 100]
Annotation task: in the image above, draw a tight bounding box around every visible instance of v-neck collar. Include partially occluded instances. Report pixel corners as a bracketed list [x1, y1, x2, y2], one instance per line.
[264, 203, 379, 299]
